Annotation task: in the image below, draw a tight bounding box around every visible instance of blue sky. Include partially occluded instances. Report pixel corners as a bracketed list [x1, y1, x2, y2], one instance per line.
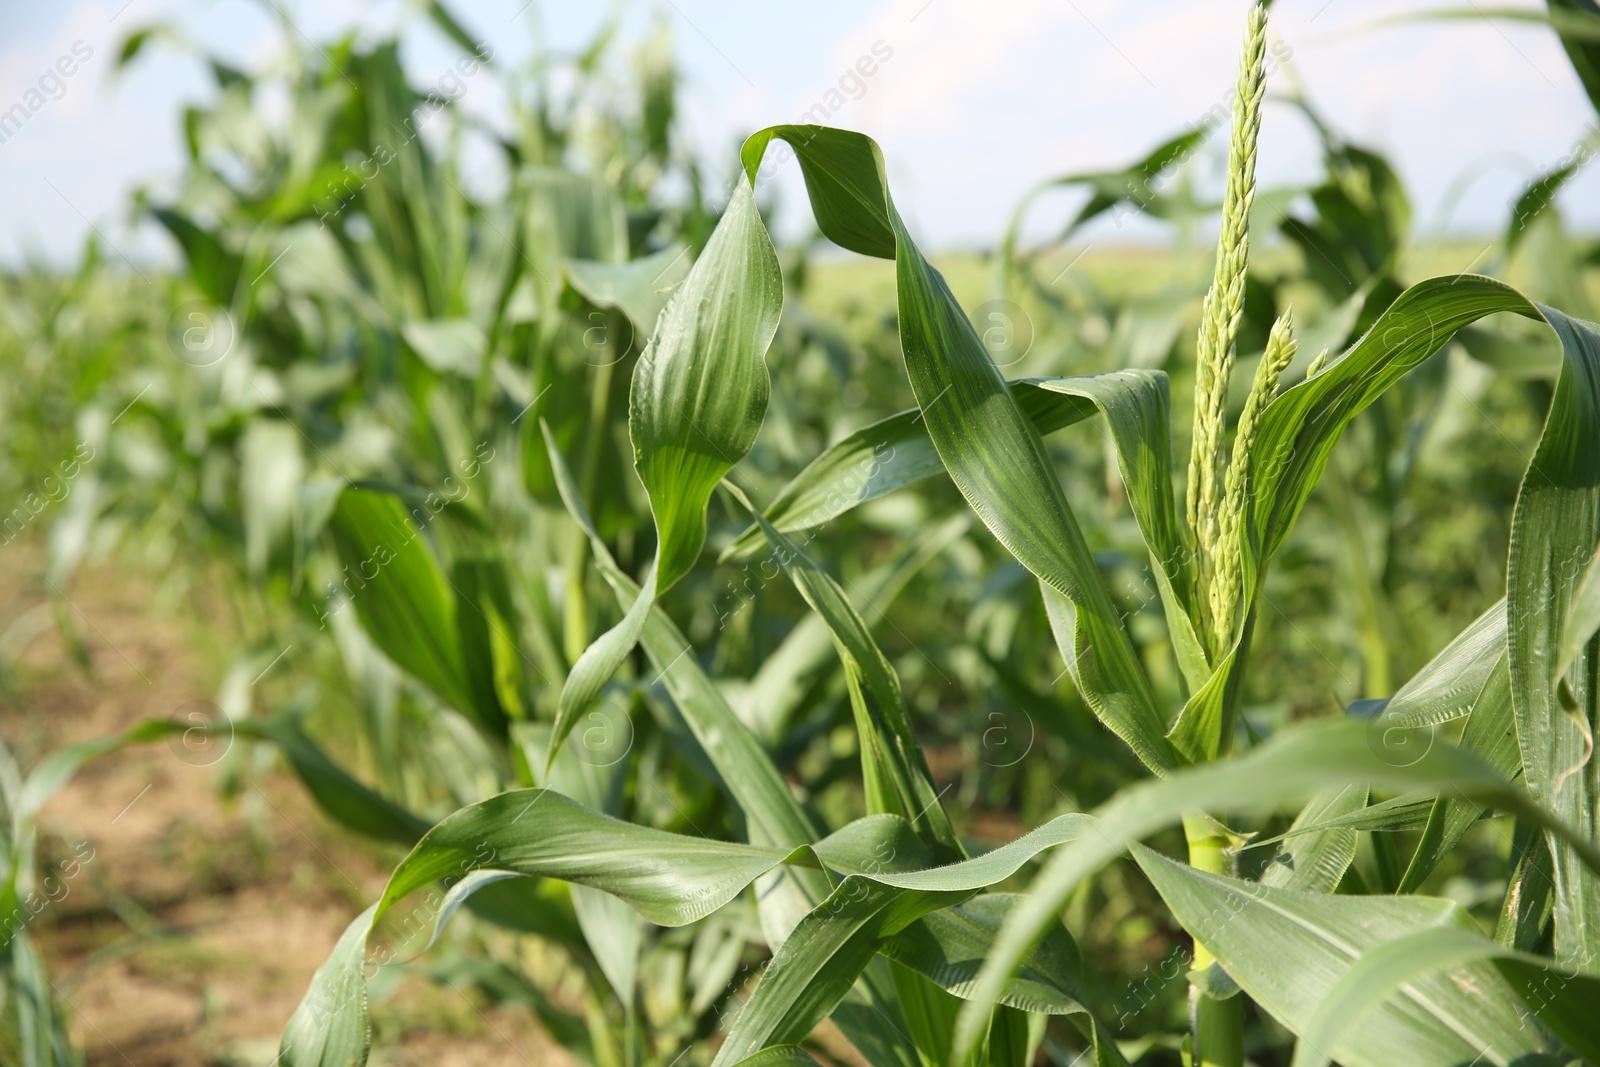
[0, 0, 1596, 266]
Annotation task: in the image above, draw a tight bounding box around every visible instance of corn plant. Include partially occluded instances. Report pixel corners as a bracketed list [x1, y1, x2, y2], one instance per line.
[259, 5, 1600, 1067]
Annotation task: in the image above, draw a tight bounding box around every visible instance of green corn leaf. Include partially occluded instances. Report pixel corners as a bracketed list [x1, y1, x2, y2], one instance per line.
[276, 796, 1098, 1067]
[726, 1048, 822, 1067]
[423, 1, 487, 64]
[734, 514, 968, 746]
[278, 789, 801, 1067]
[1259, 785, 1366, 893]
[710, 879, 968, 1067]
[401, 318, 486, 377]
[999, 129, 1207, 267]
[550, 176, 783, 768]
[326, 487, 504, 736]
[739, 125, 1178, 776]
[886, 963, 1067, 1067]
[1287, 923, 1600, 1067]
[1367, 599, 1507, 729]
[566, 242, 693, 337]
[1032, 372, 1204, 689]
[540, 721, 644, 1003]
[280, 904, 376, 1067]
[1494, 957, 1600, 1061]
[4, 933, 78, 1066]
[1132, 850, 1549, 1067]
[17, 718, 186, 820]
[1506, 303, 1600, 970]
[240, 419, 304, 579]
[831, 966, 927, 1067]
[236, 715, 433, 845]
[548, 564, 656, 774]
[371, 790, 813, 927]
[1506, 146, 1597, 257]
[891, 960, 989, 1067]
[1397, 658, 1520, 892]
[1549, 0, 1600, 114]
[149, 207, 242, 304]
[523, 165, 628, 296]
[1251, 793, 1436, 847]
[881, 895, 1090, 1016]
[707, 816, 1110, 1067]
[733, 486, 959, 856]
[1243, 276, 1539, 592]
[631, 177, 782, 593]
[543, 423, 818, 854]
[1497, 819, 1558, 951]
[721, 383, 1095, 561]
[1557, 540, 1600, 680]
[1299, 599, 1523, 893]
[549, 422, 901, 1053]
[1163, 639, 1241, 763]
[21, 712, 431, 848]
[949, 718, 1600, 1063]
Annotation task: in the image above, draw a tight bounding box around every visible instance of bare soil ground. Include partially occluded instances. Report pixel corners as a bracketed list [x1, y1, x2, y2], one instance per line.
[1, 543, 568, 1066]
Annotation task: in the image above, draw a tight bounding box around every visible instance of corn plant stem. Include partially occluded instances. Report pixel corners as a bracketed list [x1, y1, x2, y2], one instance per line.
[1184, 812, 1244, 1067]
[565, 347, 616, 663]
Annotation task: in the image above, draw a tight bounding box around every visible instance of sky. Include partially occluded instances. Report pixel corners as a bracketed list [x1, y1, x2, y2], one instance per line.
[0, 0, 1596, 267]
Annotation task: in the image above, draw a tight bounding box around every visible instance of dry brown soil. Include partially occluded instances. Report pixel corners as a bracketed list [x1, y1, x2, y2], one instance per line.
[2, 543, 570, 1066]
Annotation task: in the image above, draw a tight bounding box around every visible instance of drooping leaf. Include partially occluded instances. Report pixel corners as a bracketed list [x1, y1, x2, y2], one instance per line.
[1243, 276, 1540, 589]
[276, 795, 1097, 1067]
[1506, 303, 1600, 969]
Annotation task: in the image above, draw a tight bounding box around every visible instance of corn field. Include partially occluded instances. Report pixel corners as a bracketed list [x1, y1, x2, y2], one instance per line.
[3, 2, 1600, 1066]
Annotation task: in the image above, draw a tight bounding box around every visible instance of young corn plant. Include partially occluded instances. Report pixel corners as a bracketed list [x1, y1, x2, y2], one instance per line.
[253, 4, 1600, 1065]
